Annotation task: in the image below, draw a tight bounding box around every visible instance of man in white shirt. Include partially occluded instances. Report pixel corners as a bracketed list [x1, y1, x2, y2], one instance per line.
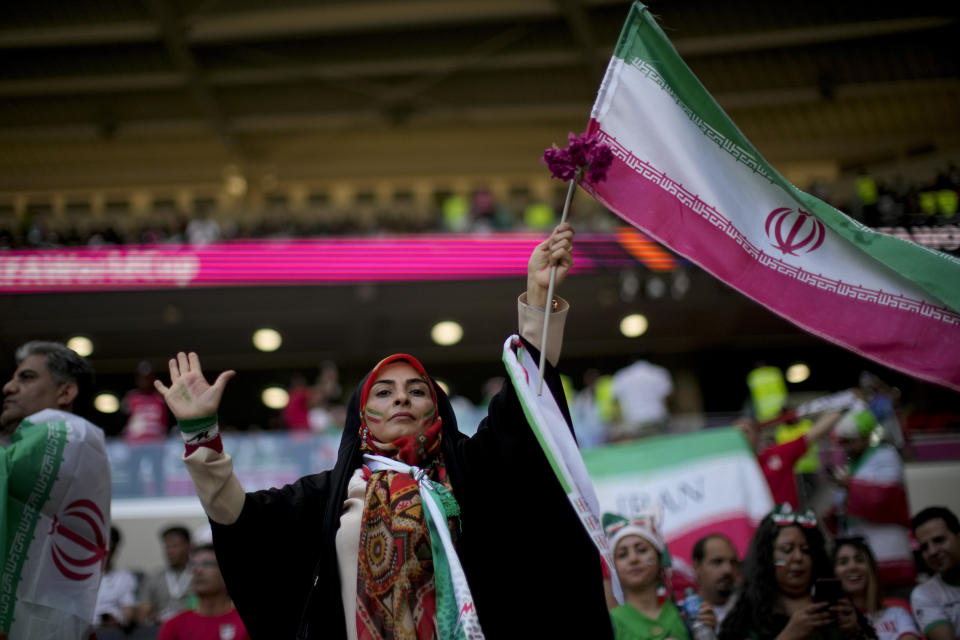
[95, 526, 137, 630]
[911, 506, 960, 640]
[609, 359, 672, 440]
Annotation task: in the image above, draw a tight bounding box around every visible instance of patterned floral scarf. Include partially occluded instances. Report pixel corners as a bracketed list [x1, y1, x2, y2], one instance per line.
[356, 354, 452, 640]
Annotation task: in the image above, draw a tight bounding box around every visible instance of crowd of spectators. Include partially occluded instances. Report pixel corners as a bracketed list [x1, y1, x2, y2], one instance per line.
[100, 502, 960, 639]
[604, 503, 960, 640]
[93, 524, 249, 640]
[2, 164, 955, 252]
[0, 186, 615, 250]
[4, 337, 959, 639]
[836, 165, 960, 229]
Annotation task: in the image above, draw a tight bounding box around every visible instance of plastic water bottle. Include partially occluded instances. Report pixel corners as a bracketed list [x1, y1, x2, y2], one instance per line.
[682, 588, 717, 640]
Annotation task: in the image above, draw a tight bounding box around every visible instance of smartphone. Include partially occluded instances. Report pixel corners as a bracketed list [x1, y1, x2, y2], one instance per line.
[813, 578, 844, 604]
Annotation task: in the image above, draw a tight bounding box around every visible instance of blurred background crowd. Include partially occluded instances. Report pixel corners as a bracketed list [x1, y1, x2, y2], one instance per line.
[2, 164, 958, 251]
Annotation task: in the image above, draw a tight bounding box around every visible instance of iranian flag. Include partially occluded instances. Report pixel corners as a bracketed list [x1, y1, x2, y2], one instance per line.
[1, 409, 111, 639]
[583, 2, 960, 391]
[583, 428, 773, 586]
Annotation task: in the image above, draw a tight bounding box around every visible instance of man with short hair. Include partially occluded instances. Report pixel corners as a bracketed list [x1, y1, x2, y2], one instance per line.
[158, 544, 249, 640]
[910, 506, 960, 640]
[692, 533, 740, 627]
[138, 525, 195, 625]
[0, 340, 111, 639]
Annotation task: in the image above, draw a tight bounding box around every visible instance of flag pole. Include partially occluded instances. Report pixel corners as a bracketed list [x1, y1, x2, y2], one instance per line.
[538, 170, 579, 395]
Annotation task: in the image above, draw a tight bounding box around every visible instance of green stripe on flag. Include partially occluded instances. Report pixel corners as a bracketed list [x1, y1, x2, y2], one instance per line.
[0, 420, 69, 631]
[582, 426, 751, 479]
[613, 2, 960, 313]
[502, 349, 574, 494]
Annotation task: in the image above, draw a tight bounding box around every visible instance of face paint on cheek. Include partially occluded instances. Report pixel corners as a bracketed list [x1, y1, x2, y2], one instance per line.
[421, 406, 436, 426]
[774, 558, 788, 567]
[365, 408, 383, 424]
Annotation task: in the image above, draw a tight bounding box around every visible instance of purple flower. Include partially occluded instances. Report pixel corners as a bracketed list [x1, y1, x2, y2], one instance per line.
[542, 147, 578, 181]
[542, 132, 614, 184]
[586, 144, 614, 183]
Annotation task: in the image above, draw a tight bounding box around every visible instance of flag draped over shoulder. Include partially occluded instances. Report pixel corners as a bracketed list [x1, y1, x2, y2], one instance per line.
[1, 409, 111, 639]
[583, 2, 960, 391]
[583, 428, 773, 587]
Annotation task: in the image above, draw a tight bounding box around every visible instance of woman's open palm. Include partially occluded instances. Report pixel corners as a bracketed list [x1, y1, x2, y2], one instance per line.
[155, 352, 235, 420]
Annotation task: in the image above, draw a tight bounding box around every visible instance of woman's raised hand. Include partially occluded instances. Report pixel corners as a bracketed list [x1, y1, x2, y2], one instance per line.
[527, 222, 575, 307]
[154, 352, 235, 420]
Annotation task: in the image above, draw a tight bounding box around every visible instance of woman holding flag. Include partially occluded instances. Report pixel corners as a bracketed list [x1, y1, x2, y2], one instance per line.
[153, 222, 613, 640]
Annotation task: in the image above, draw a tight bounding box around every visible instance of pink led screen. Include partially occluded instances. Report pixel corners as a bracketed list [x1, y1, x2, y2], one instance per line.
[0, 231, 675, 293]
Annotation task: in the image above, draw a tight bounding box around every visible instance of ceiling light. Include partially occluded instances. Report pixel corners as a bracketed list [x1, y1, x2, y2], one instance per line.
[252, 328, 282, 352]
[671, 271, 691, 299]
[431, 321, 463, 346]
[94, 393, 119, 414]
[645, 276, 666, 299]
[225, 174, 247, 197]
[67, 336, 94, 357]
[786, 363, 811, 384]
[620, 314, 649, 338]
[261, 387, 289, 409]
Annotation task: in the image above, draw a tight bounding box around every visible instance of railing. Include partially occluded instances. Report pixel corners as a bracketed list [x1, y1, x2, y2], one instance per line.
[107, 413, 960, 500]
[108, 431, 344, 499]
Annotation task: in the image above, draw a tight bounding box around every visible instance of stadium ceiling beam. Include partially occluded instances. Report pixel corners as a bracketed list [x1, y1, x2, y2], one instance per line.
[0, 97, 954, 146]
[714, 79, 960, 110]
[0, 1, 604, 48]
[0, 4, 950, 51]
[0, 50, 585, 97]
[142, 0, 242, 159]
[672, 16, 955, 57]
[552, 0, 604, 84]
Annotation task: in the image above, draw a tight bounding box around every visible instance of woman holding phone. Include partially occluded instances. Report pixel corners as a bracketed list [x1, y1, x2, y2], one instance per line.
[720, 505, 874, 640]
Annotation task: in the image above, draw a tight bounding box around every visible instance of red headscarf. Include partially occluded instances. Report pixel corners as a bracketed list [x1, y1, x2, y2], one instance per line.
[357, 353, 443, 466]
[355, 354, 451, 639]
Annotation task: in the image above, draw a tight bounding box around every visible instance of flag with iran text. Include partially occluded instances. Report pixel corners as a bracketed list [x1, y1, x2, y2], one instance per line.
[1, 409, 111, 639]
[583, 428, 773, 587]
[583, 2, 960, 391]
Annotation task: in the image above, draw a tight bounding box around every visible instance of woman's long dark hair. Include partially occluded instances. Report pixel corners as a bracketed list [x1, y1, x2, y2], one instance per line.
[719, 514, 833, 640]
[833, 537, 883, 613]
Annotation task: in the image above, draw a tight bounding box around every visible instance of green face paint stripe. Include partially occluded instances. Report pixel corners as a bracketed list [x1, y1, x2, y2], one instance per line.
[365, 408, 384, 417]
[422, 407, 436, 418]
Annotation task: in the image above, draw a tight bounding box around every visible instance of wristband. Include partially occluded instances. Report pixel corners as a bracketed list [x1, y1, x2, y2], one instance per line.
[177, 414, 219, 446]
